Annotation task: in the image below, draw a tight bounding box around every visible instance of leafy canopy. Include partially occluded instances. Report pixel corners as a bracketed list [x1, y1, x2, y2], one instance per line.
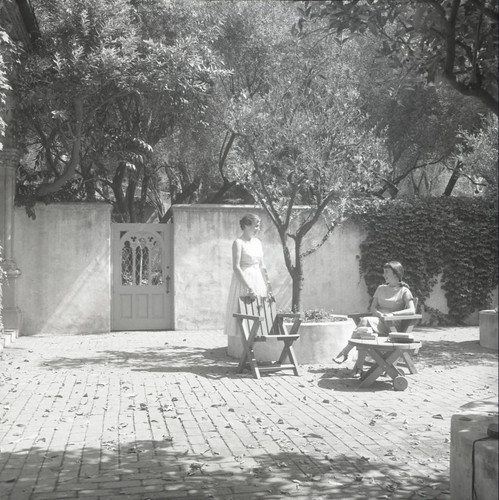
[296, 0, 498, 115]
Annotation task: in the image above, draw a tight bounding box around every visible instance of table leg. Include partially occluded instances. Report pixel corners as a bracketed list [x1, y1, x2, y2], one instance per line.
[400, 351, 418, 374]
[359, 349, 403, 388]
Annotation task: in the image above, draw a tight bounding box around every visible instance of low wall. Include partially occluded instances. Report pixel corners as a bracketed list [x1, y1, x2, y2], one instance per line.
[9, 202, 496, 335]
[172, 205, 370, 330]
[172, 204, 496, 331]
[13, 203, 112, 335]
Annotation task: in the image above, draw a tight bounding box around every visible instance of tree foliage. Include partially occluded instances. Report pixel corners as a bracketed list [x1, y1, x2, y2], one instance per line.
[454, 113, 498, 195]
[348, 34, 489, 198]
[297, 0, 498, 115]
[0, 6, 21, 150]
[14, 0, 223, 220]
[228, 34, 390, 310]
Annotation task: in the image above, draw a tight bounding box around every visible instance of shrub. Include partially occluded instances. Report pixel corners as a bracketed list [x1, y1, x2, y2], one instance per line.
[302, 309, 349, 323]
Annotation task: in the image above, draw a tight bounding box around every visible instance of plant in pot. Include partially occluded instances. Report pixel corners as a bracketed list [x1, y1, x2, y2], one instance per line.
[286, 309, 357, 365]
[230, 301, 357, 365]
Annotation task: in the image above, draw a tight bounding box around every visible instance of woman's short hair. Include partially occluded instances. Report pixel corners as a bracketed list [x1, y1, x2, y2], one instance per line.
[240, 213, 260, 229]
[384, 261, 404, 282]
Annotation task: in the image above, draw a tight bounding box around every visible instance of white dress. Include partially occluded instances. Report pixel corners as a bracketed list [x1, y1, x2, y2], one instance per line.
[223, 237, 268, 337]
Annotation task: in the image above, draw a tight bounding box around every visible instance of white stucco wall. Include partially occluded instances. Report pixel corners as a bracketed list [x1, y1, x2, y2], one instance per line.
[172, 205, 370, 330]
[14, 203, 112, 335]
[9, 202, 494, 334]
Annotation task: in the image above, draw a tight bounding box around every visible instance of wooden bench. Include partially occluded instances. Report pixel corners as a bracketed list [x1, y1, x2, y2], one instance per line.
[233, 295, 301, 379]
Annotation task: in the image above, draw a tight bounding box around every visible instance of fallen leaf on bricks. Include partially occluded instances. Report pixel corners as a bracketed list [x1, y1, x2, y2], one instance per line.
[432, 414, 444, 420]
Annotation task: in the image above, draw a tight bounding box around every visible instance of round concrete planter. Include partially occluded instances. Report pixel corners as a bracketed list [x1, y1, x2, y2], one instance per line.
[479, 310, 498, 350]
[227, 317, 357, 364]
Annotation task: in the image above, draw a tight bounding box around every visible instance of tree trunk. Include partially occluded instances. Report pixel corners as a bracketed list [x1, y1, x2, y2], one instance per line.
[138, 172, 150, 223]
[443, 160, 462, 196]
[291, 237, 304, 312]
[159, 177, 201, 223]
[203, 179, 238, 203]
[112, 162, 128, 222]
[36, 98, 84, 197]
[81, 160, 96, 201]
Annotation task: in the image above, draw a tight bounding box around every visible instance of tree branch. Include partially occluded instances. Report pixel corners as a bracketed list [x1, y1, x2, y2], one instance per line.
[36, 97, 84, 197]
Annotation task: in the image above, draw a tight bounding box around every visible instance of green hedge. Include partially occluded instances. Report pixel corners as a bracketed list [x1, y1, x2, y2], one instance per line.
[350, 197, 498, 324]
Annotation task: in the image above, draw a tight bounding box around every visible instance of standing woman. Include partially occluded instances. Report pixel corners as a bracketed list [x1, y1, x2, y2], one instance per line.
[223, 213, 271, 337]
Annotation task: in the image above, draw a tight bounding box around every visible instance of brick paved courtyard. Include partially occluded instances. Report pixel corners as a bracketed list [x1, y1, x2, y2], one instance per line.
[0, 327, 497, 499]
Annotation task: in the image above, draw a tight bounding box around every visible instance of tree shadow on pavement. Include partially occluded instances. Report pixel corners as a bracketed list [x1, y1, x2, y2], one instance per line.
[0, 440, 450, 500]
[37, 345, 243, 379]
[417, 339, 498, 368]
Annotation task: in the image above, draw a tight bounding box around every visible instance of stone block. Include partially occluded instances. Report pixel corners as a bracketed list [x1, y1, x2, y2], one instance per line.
[450, 399, 498, 500]
[479, 310, 498, 350]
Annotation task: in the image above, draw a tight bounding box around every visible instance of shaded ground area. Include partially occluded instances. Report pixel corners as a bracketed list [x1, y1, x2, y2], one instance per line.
[0, 326, 497, 499]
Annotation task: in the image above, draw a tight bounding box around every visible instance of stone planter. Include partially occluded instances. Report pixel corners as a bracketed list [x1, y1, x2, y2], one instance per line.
[479, 310, 498, 350]
[227, 317, 357, 364]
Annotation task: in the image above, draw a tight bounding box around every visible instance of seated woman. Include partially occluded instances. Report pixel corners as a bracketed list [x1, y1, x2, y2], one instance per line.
[333, 261, 415, 364]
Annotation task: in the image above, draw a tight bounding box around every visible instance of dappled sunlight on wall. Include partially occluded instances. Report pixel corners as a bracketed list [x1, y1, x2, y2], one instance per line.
[13, 203, 112, 335]
[172, 205, 368, 330]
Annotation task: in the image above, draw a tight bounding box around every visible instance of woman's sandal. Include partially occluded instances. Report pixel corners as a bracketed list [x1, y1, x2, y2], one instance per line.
[332, 354, 348, 365]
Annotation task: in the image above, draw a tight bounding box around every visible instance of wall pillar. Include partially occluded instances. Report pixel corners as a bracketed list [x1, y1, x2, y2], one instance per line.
[0, 147, 22, 333]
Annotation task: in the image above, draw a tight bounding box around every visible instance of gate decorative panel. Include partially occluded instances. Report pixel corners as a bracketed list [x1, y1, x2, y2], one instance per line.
[112, 224, 173, 330]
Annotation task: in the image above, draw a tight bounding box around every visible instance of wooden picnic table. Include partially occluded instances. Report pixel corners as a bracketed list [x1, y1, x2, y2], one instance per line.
[348, 338, 422, 391]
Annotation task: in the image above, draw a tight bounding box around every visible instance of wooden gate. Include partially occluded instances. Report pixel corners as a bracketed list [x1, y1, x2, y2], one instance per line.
[111, 223, 173, 330]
